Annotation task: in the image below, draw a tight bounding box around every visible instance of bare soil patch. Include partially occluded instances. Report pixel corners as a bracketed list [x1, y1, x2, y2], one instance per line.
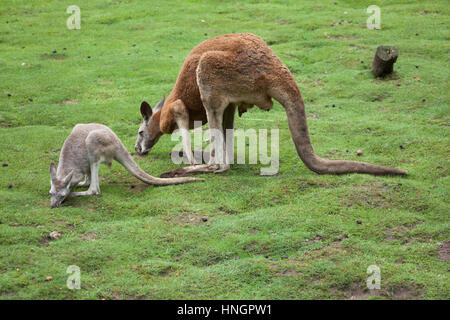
[59, 99, 78, 105]
[437, 241, 450, 261]
[346, 283, 422, 300]
[341, 182, 392, 209]
[80, 232, 97, 241]
[327, 36, 359, 41]
[162, 212, 208, 226]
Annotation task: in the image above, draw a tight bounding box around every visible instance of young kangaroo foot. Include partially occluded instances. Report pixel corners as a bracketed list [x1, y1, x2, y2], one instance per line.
[70, 189, 100, 197]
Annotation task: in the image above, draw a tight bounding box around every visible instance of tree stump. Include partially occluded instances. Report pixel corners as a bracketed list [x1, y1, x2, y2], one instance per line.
[371, 46, 398, 77]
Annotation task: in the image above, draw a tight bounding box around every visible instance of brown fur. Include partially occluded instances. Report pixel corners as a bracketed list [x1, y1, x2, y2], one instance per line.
[142, 33, 407, 176]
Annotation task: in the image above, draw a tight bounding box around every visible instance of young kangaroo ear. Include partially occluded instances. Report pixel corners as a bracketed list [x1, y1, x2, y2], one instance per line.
[140, 101, 152, 121]
[62, 170, 74, 186]
[154, 96, 165, 113]
[50, 163, 57, 181]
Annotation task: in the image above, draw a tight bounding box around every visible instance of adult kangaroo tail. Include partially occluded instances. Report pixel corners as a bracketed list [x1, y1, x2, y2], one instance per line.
[269, 77, 407, 175]
[115, 145, 204, 185]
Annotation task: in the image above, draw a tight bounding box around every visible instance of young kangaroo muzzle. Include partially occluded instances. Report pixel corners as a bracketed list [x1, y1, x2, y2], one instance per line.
[49, 123, 203, 208]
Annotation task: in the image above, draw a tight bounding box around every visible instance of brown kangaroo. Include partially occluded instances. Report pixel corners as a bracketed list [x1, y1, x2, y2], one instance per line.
[135, 33, 407, 176]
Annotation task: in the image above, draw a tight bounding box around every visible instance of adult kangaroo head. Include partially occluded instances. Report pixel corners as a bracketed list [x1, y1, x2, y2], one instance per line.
[135, 97, 165, 155]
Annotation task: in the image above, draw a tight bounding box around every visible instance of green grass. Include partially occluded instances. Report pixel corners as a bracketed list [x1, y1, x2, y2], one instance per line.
[0, 0, 449, 299]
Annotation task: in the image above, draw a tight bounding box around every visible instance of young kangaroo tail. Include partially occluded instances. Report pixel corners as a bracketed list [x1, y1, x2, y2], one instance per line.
[115, 145, 204, 185]
[269, 80, 407, 176]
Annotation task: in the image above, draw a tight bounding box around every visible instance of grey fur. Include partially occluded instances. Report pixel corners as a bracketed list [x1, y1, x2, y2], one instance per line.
[49, 123, 203, 208]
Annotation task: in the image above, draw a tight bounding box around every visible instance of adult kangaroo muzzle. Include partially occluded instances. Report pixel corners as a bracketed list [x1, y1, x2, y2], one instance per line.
[136, 33, 407, 177]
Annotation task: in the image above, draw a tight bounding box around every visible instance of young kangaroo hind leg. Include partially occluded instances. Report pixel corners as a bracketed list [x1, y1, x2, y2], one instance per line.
[70, 131, 109, 196]
[70, 161, 100, 197]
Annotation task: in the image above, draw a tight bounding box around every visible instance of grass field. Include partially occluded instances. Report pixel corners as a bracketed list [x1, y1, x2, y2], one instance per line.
[0, 0, 449, 299]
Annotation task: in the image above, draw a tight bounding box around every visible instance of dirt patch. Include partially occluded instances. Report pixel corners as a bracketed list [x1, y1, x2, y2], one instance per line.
[390, 287, 422, 300]
[304, 234, 326, 244]
[0, 291, 17, 298]
[80, 232, 97, 241]
[437, 241, 450, 261]
[276, 20, 292, 25]
[127, 183, 149, 194]
[347, 285, 382, 300]
[162, 212, 208, 226]
[302, 242, 348, 260]
[40, 235, 50, 246]
[371, 94, 388, 102]
[242, 240, 259, 252]
[0, 116, 13, 128]
[53, 220, 74, 232]
[218, 206, 239, 215]
[378, 106, 390, 112]
[327, 36, 359, 41]
[385, 221, 424, 244]
[341, 182, 392, 209]
[294, 179, 336, 190]
[269, 264, 299, 277]
[422, 10, 440, 15]
[59, 99, 78, 105]
[428, 118, 450, 127]
[270, 196, 283, 204]
[346, 283, 422, 300]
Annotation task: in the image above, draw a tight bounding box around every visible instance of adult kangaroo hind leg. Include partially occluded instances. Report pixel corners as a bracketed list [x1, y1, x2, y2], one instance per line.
[160, 53, 239, 178]
[222, 103, 237, 169]
[160, 96, 231, 178]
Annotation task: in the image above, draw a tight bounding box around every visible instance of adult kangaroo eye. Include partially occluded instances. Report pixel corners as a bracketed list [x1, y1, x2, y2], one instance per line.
[139, 131, 144, 137]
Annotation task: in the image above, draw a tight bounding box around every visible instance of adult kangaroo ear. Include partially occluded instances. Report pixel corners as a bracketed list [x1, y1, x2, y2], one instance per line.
[154, 96, 165, 113]
[140, 101, 152, 121]
[50, 163, 57, 182]
[62, 170, 74, 186]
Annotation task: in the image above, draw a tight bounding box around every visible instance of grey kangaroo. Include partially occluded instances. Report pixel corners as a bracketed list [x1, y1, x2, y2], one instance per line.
[49, 123, 203, 208]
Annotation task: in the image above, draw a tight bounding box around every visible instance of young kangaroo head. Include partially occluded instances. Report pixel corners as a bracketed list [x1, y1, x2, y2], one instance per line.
[135, 97, 165, 155]
[49, 163, 74, 208]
